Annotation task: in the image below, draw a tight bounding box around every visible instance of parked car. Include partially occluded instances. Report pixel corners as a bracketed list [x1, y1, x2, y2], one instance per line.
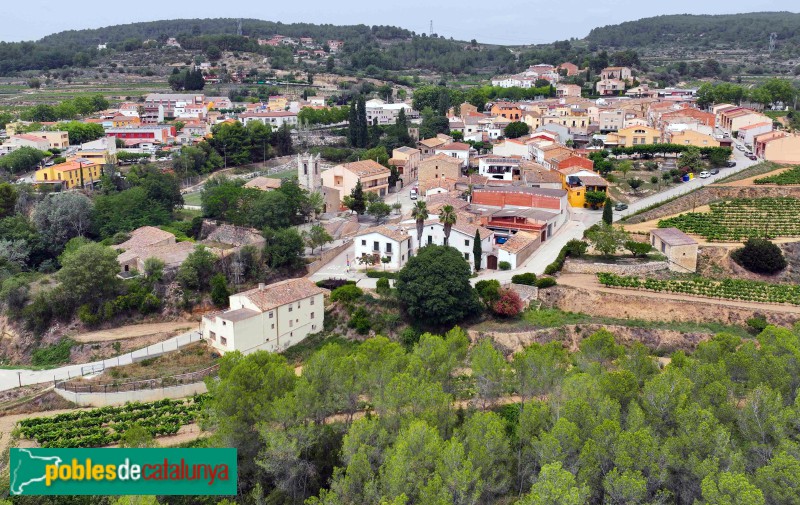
[710, 168, 720, 175]
[747, 154, 757, 160]
[736, 145, 744, 151]
[699, 171, 710, 178]
[725, 161, 736, 168]
[614, 203, 628, 211]
[409, 189, 418, 200]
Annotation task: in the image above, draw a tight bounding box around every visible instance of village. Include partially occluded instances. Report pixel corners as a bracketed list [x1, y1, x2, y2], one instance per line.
[2, 12, 800, 504]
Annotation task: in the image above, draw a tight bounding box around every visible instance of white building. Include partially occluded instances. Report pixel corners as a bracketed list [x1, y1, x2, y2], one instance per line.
[409, 220, 493, 270]
[492, 139, 531, 159]
[365, 99, 417, 125]
[240, 111, 298, 128]
[354, 225, 412, 270]
[433, 142, 472, 168]
[478, 156, 522, 181]
[201, 279, 325, 355]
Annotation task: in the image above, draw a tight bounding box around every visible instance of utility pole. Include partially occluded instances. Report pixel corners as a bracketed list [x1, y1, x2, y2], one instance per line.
[429, 20, 433, 36]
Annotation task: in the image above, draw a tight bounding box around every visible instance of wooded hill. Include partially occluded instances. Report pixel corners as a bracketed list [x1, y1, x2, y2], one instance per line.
[586, 11, 800, 56]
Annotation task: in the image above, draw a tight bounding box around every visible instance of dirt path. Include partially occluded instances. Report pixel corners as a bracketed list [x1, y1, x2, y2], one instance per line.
[558, 273, 800, 315]
[718, 166, 795, 187]
[71, 322, 198, 343]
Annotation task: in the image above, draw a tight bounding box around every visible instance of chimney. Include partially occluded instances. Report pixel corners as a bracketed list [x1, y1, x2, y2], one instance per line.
[258, 283, 265, 291]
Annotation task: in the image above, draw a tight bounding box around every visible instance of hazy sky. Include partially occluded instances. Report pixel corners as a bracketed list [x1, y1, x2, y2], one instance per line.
[3, 0, 795, 45]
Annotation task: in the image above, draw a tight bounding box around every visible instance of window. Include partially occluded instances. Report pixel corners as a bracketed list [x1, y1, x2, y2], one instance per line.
[311, 312, 315, 319]
[464, 252, 469, 260]
[312, 324, 316, 330]
[465, 239, 470, 246]
[220, 336, 227, 346]
[222, 321, 226, 326]
[289, 305, 293, 312]
[209, 331, 216, 341]
[386, 243, 392, 253]
[297, 302, 301, 309]
[310, 298, 314, 306]
[362, 240, 366, 246]
[373, 241, 379, 251]
[271, 324, 275, 329]
[269, 312, 274, 318]
[289, 320, 293, 327]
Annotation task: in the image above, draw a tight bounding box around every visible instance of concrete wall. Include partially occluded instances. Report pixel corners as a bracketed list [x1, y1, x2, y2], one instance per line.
[54, 382, 207, 407]
[306, 239, 353, 275]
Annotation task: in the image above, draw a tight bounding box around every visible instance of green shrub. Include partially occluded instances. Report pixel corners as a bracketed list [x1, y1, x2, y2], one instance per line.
[511, 272, 537, 286]
[746, 316, 768, 333]
[330, 284, 364, 303]
[565, 239, 588, 258]
[316, 279, 356, 290]
[210, 274, 230, 307]
[139, 293, 161, 314]
[348, 307, 371, 334]
[77, 304, 100, 326]
[535, 277, 557, 289]
[375, 277, 391, 295]
[365, 270, 397, 279]
[731, 238, 787, 274]
[498, 261, 511, 271]
[31, 338, 75, 366]
[624, 240, 653, 258]
[475, 279, 501, 309]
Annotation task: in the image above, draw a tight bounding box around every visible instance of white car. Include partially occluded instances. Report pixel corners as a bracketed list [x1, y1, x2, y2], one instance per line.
[699, 171, 710, 179]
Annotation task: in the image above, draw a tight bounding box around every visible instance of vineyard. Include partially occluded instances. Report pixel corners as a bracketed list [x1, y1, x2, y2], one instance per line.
[658, 197, 800, 241]
[17, 396, 207, 448]
[754, 167, 800, 185]
[596, 272, 800, 305]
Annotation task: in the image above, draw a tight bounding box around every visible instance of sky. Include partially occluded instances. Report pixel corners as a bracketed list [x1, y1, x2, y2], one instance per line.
[2, 0, 796, 45]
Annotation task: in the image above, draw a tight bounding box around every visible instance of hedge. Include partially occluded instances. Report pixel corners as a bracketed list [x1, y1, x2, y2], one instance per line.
[366, 271, 398, 279]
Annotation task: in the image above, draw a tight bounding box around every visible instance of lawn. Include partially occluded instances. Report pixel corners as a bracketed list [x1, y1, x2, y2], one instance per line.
[182, 192, 202, 207]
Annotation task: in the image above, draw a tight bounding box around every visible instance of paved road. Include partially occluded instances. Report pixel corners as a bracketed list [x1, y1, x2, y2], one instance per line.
[0, 330, 201, 393]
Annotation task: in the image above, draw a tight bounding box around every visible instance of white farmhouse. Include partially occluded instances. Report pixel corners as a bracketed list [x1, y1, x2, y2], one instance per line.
[408, 219, 494, 270]
[201, 279, 325, 354]
[354, 225, 413, 270]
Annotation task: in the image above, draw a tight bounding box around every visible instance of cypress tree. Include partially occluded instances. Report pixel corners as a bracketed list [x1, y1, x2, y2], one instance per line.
[357, 95, 369, 148]
[348, 101, 358, 147]
[602, 198, 613, 225]
[473, 229, 482, 271]
[396, 108, 410, 144]
[350, 180, 366, 215]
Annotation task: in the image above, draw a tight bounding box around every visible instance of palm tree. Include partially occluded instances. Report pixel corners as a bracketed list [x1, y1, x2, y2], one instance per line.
[439, 204, 457, 246]
[411, 200, 428, 251]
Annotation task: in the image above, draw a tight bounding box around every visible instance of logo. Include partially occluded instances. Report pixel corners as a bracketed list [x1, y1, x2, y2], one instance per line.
[10, 448, 236, 496]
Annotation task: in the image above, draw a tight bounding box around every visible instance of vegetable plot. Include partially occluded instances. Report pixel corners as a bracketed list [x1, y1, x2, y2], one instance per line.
[597, 272, 800, 305]
[658, 197, 800, 241]
[17, 396, 207, 448]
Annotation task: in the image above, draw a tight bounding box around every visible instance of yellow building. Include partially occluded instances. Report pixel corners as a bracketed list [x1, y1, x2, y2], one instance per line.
[605, 125, 661, 147]
[27, 131, 70, 150]
[558, 166, 608, 208]
[35, 159, 104, 189]
[112, 115, 141, 127]
[667, 129, 720, 148]
[267, 96, 288, 111]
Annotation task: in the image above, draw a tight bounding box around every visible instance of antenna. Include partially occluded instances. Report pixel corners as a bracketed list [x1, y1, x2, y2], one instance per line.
[429, 20, 433, 37]
[769, 32, 777, 52]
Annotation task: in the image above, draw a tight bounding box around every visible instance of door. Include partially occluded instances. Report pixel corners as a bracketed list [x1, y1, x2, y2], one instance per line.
[487, 255, 498, 270]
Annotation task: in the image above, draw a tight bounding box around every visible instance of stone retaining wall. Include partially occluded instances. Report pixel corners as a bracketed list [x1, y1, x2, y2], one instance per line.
[538, 284, 800, 327]
[563, 259, 668, 275]
[626, 185, 800, 224]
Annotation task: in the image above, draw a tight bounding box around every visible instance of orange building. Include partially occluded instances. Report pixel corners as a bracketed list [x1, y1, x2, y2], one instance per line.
[490, 102, 522, 121]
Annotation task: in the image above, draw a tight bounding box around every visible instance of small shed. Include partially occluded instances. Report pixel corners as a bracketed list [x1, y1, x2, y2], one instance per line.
[650, 228, 698, 273]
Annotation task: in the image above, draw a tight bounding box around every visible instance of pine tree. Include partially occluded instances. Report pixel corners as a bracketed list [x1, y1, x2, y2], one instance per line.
[602, 198, 613, 225]
[357, 95, 369, 148]
[473, 229, 482, 271]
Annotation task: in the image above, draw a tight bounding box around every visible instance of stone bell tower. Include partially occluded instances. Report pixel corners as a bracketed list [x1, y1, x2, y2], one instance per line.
[297, 152, 321, 191]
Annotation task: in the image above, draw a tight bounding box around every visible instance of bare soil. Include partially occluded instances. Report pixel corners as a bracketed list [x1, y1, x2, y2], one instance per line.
[71, 322, 197, 343]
